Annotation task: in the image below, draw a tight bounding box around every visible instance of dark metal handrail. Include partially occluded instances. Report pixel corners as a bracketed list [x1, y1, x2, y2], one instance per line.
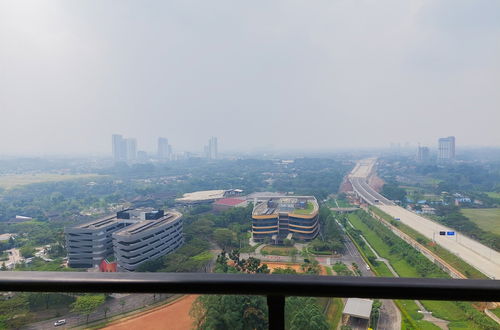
[1, 272, 499, 330]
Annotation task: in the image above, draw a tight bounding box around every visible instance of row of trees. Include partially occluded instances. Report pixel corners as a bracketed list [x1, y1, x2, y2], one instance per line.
[349, 211, 448, 278]
[310, 207, 345, 255]
[350, 211, 499, 329]
[137, 206, 254, 272]
[192, 249, 329, 330]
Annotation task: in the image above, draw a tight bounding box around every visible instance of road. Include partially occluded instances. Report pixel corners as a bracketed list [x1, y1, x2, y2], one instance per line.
[23, 293, 172, 330]
[104, 295, 197, 330]
[350, 159, 500, 279]
[335, 220, 401, 330]
[244, 237, 401, 329]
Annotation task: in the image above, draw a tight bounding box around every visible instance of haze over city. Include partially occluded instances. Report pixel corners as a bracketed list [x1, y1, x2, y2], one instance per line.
[1, 0, 499, 155]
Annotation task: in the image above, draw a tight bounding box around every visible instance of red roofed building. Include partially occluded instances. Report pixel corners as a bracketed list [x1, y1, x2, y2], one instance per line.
[213, 198, 248, 212]
[99, 259, 117, 272]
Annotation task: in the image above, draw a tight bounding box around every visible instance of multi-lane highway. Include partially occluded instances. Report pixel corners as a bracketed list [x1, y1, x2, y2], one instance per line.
[349, 159, 500, 279]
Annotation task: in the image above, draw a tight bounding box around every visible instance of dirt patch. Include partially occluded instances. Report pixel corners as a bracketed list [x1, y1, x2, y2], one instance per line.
[339, 178, 353, 193]
[264, 262, 303, 273]
[264, 262, 329, 275]
[368, 175, 385, 192]
[104, 295, 198, 330]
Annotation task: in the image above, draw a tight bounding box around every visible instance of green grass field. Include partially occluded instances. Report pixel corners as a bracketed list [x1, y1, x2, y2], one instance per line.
[461, 208, 500, 235]
[348, 214, 422, 277]
[0, 173, 102, 189]
[326, 298, 343, 329]
[485, 192, 500, 199]
[334, 199, 352, 208]
[261, 245, 297, 256]
[191, 251, 213, 261]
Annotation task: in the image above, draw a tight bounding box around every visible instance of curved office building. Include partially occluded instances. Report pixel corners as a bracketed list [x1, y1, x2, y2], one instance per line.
[252, 196, 319, 243]
[113, 210, 183, 271]
[66, 215, 127, 268]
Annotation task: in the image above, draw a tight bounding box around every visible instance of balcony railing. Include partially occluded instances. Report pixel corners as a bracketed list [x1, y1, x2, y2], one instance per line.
[1, 272, 499, 330]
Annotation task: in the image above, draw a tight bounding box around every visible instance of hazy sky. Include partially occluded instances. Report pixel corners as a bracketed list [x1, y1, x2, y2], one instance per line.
[1, 0, 499, 155]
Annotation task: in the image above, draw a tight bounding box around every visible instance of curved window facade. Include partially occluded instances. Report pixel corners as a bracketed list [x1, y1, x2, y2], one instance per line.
[252, 196, 319, 243]
[113, 212, 184, 271]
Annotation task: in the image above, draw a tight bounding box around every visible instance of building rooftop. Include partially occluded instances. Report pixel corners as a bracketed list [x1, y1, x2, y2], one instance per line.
[343, 298, 373, 320]
[74, 215, 120, 230]
[175, 190, 226, 203]
[214, 198, 247, 206]
[72, 208, 176, 231]
[252, 196, 318, 217]
[113, 211, 182, 237]
[245, 192, 285, 200]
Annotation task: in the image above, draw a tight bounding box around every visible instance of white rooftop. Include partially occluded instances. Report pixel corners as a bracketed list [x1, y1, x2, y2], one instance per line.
[343, 298, 373, 320]
[176, 190, 226, 202]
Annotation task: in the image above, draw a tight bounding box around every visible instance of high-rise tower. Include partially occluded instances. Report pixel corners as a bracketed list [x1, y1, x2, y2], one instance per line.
[207, 136, 218, 160]
[157, 137, 171, 160]
[112, 134, 126, 161]
[438, 136, 455, 161]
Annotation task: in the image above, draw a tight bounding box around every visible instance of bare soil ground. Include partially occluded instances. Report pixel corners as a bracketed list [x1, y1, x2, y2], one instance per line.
[104, 295, 198, 330]
[264, 262, 328, 275]
[368, 175, 384, 192]
[339, 178, 353, 193]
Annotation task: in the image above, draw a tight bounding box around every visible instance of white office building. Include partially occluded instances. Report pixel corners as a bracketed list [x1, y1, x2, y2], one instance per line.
[66, 208, 183, 271]
[113, 210, 183, 271]
[438, 136, 455, 161]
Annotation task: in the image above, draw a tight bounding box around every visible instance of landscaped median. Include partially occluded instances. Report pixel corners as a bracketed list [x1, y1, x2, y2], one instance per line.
[347, 210, 498, 330]
[368, 206, 488, 279]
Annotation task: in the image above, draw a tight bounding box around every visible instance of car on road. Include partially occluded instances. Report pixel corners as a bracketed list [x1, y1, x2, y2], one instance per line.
[366, 265, 371, 271]
[374, 199, 380, 203]
[54, 319, 66, 327]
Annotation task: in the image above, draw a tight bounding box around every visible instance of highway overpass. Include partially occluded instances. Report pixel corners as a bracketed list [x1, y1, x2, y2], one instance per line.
[349, 159, 500, 280]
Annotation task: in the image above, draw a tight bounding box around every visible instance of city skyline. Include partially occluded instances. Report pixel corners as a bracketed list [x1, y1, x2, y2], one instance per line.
[1, 1, 499, 155]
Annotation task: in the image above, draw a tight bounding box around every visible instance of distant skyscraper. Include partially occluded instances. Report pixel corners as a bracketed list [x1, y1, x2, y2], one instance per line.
[438, 136, 455, 161]
[205, 137, 218, 160]
[126, 138, 137, 161]
[416, 145, 430, 162]
[158, 137, 171, 160]
[112, 134, 137, 162]
[112, 134, 127, 162]
[137, 150, 148, 162]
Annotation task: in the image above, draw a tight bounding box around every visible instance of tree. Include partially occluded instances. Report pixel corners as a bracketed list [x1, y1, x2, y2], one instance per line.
[19, 245, 36, 258]
[71, 294, 105, 324]
[301, 260, 321, 275]
[286, 297, 329, 330]
[213, 228, 237, 250]
[0, 293, 32, 329]
[190, 295, 268, 330]
[272, 267, 297, 274]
